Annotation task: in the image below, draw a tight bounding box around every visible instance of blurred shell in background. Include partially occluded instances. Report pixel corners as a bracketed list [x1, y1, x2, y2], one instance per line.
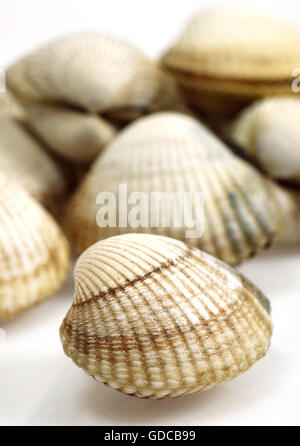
[7, 33, 184, 162]
[0, 117, 69, 213]
[162, 4, 300, 117]
[22, 103, 116, 163]
[227, 97, 300, 185]
[0, 173, 70, 320]
[0, 91, 25, 120]
[64, 112, 279, 265]
[60, 233, 272, 399]
[271, 183, 300, 243]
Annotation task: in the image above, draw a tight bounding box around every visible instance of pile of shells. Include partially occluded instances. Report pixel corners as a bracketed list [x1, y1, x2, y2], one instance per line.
[7, 32, 184, 163]
[1, 2, 300, 400]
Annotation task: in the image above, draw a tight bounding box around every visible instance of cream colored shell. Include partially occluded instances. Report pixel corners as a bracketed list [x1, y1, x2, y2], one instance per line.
[0, 173, 70, 320]
[161, 5, 300, 116]
[64, 112, 279, 265]
[22, 102, 116, 163]
[60, 233, 272, 399]
[7, 32, 175, 114]
[0, 91, 25, 119]
[162, 4, 300, 80]
[0, 117, 68, 211]
[228, 97, 300, 185]
[7, 33, 182, 161]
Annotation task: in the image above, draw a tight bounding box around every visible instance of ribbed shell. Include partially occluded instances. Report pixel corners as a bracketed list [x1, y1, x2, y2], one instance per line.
[228, 98, 300, 185]
[162, 68, 293, 118]
[7, 33, 174, 114]
[161, 5, 300, 115]
[0, 117, 68, 211]
[60, 233, 272, 399]
[64, 112, 279, 265]
[0, 173, 70, 320]
[23, 102, 116, 163]
[169, 71, 294, 111]
[162, 4, 300, 80]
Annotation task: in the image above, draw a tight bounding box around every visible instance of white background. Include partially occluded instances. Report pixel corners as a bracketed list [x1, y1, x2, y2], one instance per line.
[1, 0, 300, 426]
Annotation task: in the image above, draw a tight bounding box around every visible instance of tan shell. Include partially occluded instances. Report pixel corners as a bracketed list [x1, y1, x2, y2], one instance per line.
[271, 182, 300, 243]
[0, 91, 25, 119]
[7, 32, 177, 114]
[0, 173, 70, 320]
[0, 117, 68, 211]
[162, 4, 300, 80]
[162, 5, 300, 115]
[169, 72, 293, 116]
[228, 98, 300, 185]
[60, 233, 272, 399]
[22, 102, 116, 163]
[64, 112, 279, 265]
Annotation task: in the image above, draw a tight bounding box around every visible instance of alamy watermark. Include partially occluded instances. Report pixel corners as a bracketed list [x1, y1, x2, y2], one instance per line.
[96, 184, 205, 238]
[291, 68, 300, 93]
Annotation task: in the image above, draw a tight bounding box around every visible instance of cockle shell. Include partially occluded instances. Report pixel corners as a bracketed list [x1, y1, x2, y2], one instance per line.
[162, 4, 300, 79]
[0, 173, 70, 320]
[228, 98, 300, 185]
[60, 233, 272, 399]
[162, 4, 300, 114]
[64, 112, 279, 265]
[0, 117, 68, 211]
[7, 33, 180, 114]
[22, 102, 116, 163]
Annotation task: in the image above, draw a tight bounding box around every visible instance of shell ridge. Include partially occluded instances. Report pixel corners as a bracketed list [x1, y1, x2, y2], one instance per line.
[169, 255, 248, 379]
[157, 265, 220, 386]
[72, 251, 191, 308]
[201, 160, 242, 262]
[114, 243, 250, 389]
[223, 167, 266, 249]
[228, 167, 276, 240]
[89, 261, 171, 397]
[70, 246, 193, 396]
[191, 162, 222, 258]
[126, 246, 211, 392]
[213, 161, 254, 261]
[116, 255, 190, 396]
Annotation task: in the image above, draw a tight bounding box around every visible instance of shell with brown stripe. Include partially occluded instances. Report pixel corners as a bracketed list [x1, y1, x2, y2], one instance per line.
[60, 233, 272, 399]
